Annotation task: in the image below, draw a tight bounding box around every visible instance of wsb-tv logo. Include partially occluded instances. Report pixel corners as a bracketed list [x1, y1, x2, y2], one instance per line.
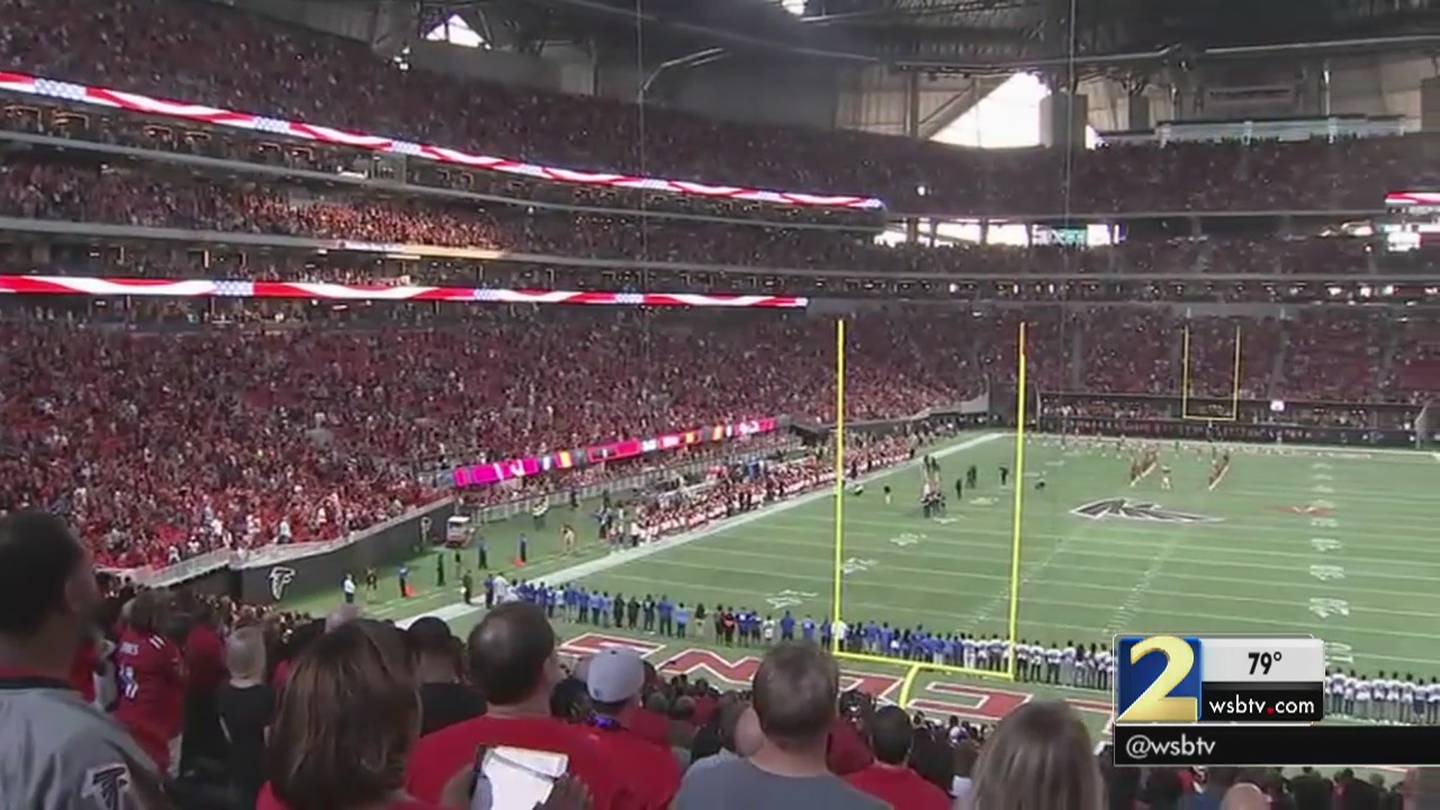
[1115, 635, 1204, 723]
[1114, 634, 1325, 725]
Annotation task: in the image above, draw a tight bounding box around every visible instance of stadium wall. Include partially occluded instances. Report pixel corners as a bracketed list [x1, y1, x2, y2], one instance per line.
[233, 498, 456, 605]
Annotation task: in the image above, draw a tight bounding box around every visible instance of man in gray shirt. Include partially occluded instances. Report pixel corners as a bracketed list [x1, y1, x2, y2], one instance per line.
[676, 641, 886, 810]
[0, 511, 168, 810]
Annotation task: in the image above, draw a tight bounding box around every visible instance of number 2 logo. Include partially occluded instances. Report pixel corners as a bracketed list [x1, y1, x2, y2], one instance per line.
[1117, 635, 1199, 723]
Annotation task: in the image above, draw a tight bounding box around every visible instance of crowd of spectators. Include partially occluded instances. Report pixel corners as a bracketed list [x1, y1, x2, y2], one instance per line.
[0, 308, 978, 569]
[2, 293, 1435, 571]
[0, 511, 1425, 810]
[0, 0, 1430, 216]
[0, 156, 1386, 277]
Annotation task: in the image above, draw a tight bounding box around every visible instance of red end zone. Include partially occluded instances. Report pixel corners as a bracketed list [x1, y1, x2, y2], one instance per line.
[561, 633, 1113, 730]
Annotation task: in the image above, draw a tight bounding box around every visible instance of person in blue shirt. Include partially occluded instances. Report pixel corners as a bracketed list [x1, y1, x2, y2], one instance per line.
[780, 611, 796, 641]
[675, 603, 690, 637]
[801, 615, 817, 642]
[517, 533, 528, 565]
[591, 591, 605, 626]
[820, 618, 833, 650]
[483, 574, 495, 608]
[658, 595, 674, 636]
[475, 532, 488, 570]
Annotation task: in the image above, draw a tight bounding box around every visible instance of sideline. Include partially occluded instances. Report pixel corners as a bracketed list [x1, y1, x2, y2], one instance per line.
[397, 431, 1004, 628]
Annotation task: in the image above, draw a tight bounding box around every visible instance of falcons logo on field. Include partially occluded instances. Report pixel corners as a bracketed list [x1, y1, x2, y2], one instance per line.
[1070, 498, 1221, 524]
[81, 763, 130, 810]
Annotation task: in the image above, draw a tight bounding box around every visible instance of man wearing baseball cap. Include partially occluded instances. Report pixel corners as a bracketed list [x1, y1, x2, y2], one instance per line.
[585, 647, 681, 809]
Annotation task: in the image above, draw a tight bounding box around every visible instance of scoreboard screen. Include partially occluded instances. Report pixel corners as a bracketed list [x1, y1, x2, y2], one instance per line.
[1112, 634, 1440, 766]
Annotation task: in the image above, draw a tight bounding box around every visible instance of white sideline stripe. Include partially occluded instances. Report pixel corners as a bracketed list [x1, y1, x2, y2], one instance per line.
[397, 432, 1005, 628]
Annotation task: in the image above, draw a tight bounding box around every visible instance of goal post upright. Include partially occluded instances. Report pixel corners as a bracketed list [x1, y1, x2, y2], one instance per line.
[831, 316, 846, 652]
[829, 318, 1020, 695]
[1004, 320, 1028, 680]
[1180, 322, 1243, 422]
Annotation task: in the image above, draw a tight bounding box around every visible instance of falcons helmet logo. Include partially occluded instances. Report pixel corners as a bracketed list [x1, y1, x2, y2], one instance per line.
[1069, 498, 1221, 524]
[82, 763, 130, 810]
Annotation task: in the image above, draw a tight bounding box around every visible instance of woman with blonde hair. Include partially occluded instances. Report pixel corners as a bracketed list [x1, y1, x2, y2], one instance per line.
[968, 701, 1102, 810]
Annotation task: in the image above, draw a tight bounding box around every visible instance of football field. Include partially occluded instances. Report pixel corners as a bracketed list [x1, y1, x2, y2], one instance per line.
[561, 433, 1440, 678]
[286, 432, 1440, 684]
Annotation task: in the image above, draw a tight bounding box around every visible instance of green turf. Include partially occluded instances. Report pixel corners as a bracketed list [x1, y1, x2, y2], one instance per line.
[285, 431, 1440, 678]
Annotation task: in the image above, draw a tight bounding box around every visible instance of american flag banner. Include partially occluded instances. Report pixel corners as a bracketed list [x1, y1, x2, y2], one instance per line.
[0, 275, 808, 310]
[0, 70, 885, 212]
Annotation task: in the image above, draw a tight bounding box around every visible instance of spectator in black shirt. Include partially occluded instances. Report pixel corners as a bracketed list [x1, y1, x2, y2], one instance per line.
[217, 625, 274, 810]
[405, 617, 485, 736]
[612, 593, 626, 628]
[1290, 767, 1332, 810]
[626, 596, 641, 629]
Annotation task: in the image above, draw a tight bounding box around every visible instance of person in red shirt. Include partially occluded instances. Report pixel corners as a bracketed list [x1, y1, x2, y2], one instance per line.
[259, 620, 447, 810]
[405, 602, 623, 808]
[181, 598, 228, 770]
[844, 707, 950, 810]
[583, 648, 681, 809]
[113, 589, 187, 776]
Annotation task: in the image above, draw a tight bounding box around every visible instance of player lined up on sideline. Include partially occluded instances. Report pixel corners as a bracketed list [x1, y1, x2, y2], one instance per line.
[1327, 669, 1440, 724]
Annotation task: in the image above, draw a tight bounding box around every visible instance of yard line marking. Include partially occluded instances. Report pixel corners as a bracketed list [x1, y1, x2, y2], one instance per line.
[695, 529, 1440, 597]
[778, 514, 1440, 567]
[663, 542, 1440, 618]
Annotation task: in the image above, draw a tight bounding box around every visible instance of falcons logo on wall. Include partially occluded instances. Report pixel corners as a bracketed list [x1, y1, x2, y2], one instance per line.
[1070, 498, 1221, 524]
[269, 566, 298, 600]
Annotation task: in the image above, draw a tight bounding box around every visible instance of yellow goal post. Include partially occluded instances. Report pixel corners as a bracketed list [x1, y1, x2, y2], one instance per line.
[829, 318, 1030, 706]
[1180, 322, 1244, 422]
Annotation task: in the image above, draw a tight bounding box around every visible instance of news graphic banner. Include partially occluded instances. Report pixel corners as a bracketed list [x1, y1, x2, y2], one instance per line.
[452, 418, 780, 489]
[0, 71, 884, 211]
[0, 275, 808, 310]
[1106, 634, 1440, 766]
[1114, 726, 1440, 767]
[1115, 635, 1325, 725]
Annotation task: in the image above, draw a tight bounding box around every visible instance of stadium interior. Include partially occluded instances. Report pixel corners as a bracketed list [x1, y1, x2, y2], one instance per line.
[3, 0, 1440, 807]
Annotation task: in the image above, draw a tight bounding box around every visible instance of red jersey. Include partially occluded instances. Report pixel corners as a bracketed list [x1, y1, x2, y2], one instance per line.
[184, 623, 227, 696]
[826, 716, 874, 776]
[846, 763, 952, 810]
[691, 694, 718, 727]
[618, 704, 671, 748]
[112, 628, 186, 772]
[585, 721, 680, 810]
[256, 782, 441, 810]
[405, 714, 625, 809]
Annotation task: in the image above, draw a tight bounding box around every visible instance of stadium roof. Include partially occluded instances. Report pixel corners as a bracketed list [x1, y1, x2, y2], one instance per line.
[486, 0, 1440, 70]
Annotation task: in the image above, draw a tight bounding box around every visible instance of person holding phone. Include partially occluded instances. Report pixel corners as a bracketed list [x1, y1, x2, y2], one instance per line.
[406, 604, 620, 808]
